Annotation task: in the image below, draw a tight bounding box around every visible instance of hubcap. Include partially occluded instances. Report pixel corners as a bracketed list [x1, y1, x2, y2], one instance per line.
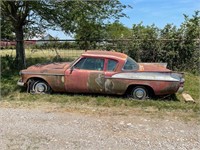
[35, 82, 47, 93]
[135, 89, 145, 98]
[133, 87, 146, 99]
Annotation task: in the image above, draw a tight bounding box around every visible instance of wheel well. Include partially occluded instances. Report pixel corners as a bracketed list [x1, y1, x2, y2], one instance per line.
[27, 77, 50, 88]
[126, 84, 155, 97]
[26, 77, 52, 93]
[27, 77, 47, 83]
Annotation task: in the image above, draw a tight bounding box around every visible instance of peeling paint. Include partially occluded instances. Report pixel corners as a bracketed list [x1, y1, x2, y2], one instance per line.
[18, 50, 184, 97]
[88, 72, 105, 93]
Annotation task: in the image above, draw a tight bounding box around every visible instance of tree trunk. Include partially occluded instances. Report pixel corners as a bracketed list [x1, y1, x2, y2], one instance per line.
[15, 25, 26, 69]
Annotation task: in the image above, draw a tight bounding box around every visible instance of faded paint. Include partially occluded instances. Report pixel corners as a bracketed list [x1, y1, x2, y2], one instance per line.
[138, 63, 171, 72]
[27, 62, 70, 70]
[18, 50, 184, 98]
[105, 78, 127, 95]
[88, 73, 105, 93]
[82, 50, 127, 61]
[64, 69, 90, 93]
[139, 63, 167, 68]
[151, 81, 180, 95]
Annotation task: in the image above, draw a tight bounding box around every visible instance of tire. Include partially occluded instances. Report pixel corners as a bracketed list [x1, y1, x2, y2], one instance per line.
[129, 86, 148, 100]
[29, 80, 51, 94]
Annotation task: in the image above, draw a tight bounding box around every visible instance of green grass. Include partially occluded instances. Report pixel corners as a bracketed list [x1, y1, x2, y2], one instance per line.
[1, 49, 200, 114]
[183, 72, 200, 100]
[1, 71, 199, 113]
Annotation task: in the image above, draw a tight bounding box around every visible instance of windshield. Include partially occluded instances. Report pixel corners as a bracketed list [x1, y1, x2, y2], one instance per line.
[68, 57, 80, 68]
[123, 57, 139, 71]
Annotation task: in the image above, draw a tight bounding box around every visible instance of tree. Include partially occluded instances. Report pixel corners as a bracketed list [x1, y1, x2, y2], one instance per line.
[178, 11, 200, 72]
[106, 22, 132, 39]
[1, 0, 128, 69]
[128, 11, 199, 73]
[105, 22, 132, 52]
[0, 15, 15, 40]
[1, 1, 34, 69]
[159, 24, 179, 70]
[74, 22, 107, 49]
[129, 23, 159, 62]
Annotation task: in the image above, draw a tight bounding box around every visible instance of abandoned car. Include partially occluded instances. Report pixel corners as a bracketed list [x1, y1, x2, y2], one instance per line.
[17, 50, 184, 99]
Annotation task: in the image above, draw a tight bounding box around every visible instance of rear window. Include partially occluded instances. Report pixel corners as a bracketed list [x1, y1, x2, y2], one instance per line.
[123, 57, 139, 71]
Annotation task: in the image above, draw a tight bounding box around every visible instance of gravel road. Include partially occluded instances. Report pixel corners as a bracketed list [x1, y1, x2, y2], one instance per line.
[0, 107, 199, 150]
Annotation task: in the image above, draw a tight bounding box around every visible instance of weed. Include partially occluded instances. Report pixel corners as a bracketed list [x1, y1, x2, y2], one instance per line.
[0, 49, 200, 114]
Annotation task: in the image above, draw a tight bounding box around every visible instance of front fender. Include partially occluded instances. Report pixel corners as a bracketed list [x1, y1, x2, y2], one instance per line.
[22, 74, 65, 92]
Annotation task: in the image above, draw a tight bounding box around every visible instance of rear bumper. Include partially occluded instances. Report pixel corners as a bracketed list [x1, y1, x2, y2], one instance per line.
[17, 79, 25, 86]
[177, 77, 184, 93]
[177, 87, 184, 93]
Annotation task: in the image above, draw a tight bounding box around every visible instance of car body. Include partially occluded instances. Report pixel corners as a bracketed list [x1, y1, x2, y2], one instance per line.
[17, 50, 184, 99]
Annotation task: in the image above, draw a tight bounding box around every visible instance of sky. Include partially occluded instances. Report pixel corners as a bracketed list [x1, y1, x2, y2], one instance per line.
[47, 0, 200, 39]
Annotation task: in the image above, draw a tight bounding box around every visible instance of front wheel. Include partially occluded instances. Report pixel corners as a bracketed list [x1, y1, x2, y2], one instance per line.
[129, 86, 148, 100]
[29, 80, 51, 94]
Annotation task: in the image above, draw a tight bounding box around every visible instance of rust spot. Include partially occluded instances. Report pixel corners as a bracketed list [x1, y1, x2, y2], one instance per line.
[88, 73, 105, 93]
[158, 82, 179, 95]
[105, 78, 127, 94]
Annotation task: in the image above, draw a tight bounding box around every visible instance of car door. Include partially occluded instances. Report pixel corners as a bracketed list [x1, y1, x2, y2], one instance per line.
[65, 57, 105, 93]
[104, 59, 119, 94]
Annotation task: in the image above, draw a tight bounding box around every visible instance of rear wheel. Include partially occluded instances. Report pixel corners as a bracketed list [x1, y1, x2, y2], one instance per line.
[29, 80, 51, 94]
[129, 86, 148, 100]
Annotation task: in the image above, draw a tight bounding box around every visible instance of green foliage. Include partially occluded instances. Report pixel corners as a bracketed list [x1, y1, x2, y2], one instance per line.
[0, 16, 15, 40]
[75, 22, 106, 49]
[177, 11, 200, 72]
[1, 55, 17, 74]
[127, 11, 200, 73]
[1, 0, 128, 69]
[106, 22, 132, 39]
[53, 0, 128, 34]
[1, 54, 199, 112]
[183, 72, 200, 100]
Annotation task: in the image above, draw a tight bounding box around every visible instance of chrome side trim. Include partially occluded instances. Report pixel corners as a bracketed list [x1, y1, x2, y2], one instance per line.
[111, 72, 180, 82]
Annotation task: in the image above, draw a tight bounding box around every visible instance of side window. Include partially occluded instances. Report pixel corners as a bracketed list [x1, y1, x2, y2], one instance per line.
[123, 57, 139, 71]
[107, 59, 118, 71]
[74, 57, 104, 71]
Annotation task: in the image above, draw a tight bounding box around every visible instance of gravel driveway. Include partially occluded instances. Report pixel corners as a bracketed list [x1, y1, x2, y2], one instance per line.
[0, 107, 199, 150]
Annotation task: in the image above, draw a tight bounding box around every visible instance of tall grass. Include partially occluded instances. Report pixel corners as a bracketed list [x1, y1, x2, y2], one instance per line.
[0, 48, 84, 59]
[0, 49, 200, 113]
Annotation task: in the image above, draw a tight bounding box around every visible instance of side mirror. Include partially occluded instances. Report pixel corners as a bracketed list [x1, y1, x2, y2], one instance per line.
[70, 66, 74, 74]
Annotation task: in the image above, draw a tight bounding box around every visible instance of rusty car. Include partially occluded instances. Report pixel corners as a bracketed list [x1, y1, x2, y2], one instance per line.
[17, 50, 184, 99]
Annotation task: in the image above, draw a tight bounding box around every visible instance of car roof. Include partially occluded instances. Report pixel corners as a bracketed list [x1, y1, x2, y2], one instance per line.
[81, 50, 127, 61]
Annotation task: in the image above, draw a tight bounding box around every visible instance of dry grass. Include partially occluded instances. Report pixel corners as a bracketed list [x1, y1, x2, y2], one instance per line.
[1, 48, 200, 119]
[0, 48, 84, 59]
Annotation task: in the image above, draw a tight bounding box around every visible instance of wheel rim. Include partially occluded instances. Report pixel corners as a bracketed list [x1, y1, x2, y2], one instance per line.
[132, 87, 147, 99]
[135, 89, 145, 98]
[33, 81, 48, 93]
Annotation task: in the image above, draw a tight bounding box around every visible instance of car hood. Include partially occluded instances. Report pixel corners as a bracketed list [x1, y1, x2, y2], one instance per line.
[21, 62, 71, 74]
[27, 62, 71, 70]
[138, 63, 171, 72]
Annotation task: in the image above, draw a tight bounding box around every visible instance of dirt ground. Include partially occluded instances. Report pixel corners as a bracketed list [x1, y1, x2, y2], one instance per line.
[0, 102, 200, 150]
